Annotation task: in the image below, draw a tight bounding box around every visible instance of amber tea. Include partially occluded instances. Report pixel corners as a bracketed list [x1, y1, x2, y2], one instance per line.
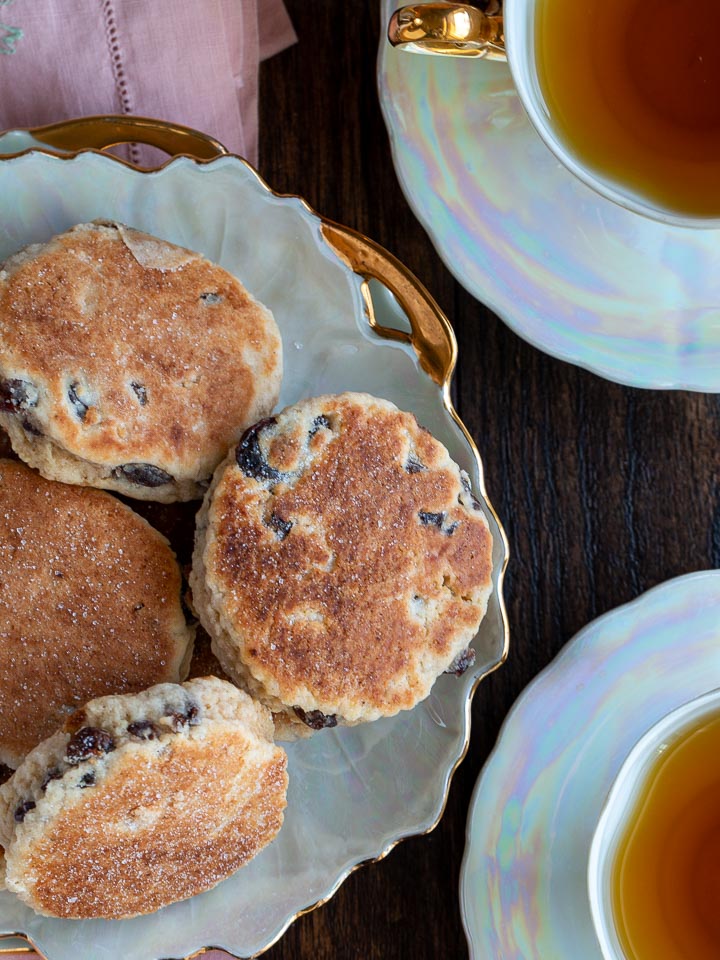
[610, 711, 720, 959]
[536, 0, 720, 219]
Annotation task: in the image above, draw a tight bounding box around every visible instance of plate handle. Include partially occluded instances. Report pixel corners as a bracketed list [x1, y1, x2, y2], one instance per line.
[321, 221, 457, 387]
[25, 115, 228, 160]
[8, 117, 455, 385]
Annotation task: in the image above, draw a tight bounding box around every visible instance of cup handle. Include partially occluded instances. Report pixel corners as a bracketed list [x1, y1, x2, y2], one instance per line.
[388, 2, 505, 59]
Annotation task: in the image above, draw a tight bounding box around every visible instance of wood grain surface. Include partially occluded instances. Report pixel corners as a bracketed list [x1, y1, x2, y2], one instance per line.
[254, 3, 720, 959]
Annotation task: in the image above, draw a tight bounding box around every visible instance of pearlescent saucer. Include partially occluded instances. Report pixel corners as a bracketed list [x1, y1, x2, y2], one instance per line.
[378, 2, 720, 391]
[460, 571, 720, 958]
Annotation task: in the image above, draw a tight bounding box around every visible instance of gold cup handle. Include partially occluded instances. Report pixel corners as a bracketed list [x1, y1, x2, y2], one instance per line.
[388, 2, 505, 59]
[25, 114, 228, 162]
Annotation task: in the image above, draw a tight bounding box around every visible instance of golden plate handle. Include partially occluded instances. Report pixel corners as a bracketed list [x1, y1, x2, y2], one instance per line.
[321, 221, 456, 387]
[388, 2, 505, 59]
[10, 116, 453, 384]
[0, 936, 34, 957]
[25, 115, 228, 161]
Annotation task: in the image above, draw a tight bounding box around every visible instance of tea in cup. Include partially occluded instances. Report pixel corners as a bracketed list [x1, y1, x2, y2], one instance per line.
[588, 688, 720, 960]
[388, 1, 720, 226]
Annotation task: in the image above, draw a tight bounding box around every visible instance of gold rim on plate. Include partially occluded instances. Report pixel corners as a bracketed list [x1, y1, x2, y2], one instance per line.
[0, 114, 510, 960]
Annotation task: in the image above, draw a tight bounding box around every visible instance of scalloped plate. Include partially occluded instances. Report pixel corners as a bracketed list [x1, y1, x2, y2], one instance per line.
[460, 571, 720, 959]
[0, 139, 508, 960]
[378, 0, 720, 391]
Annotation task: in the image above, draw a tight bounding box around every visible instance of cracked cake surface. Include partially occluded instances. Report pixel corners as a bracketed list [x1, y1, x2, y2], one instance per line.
[191, 392, 494, 736]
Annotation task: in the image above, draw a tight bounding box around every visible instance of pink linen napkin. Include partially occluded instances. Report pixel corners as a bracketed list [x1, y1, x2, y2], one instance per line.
[0, 0, 296, 166]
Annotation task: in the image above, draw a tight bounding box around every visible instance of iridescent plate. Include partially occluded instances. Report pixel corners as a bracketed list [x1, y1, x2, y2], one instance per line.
[460, 571, 720, 959]
[0, 134, 508, 960]
[378, 1, 720, 391]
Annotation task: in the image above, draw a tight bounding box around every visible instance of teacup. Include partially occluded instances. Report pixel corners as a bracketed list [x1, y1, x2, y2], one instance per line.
[588, 688, 720, 960]
[388, 1, 720, 227]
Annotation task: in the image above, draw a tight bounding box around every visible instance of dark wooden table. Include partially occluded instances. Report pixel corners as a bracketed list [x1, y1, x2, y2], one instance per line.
[255, 3, 720, 959]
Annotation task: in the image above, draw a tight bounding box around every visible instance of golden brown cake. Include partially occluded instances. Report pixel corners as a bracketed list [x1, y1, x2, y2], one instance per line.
[0, 677, 288, 919]
[0, 220, 282, 502]
[0, 459, 194, 767]
[191, 392, 494, 737]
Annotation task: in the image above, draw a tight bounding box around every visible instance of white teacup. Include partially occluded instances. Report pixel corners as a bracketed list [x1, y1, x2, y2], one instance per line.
[388, 2, 720, 228]
[588, 688, 720, 960]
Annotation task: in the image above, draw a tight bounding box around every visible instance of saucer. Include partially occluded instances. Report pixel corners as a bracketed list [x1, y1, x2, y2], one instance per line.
[378, 2, 720, 391]
[459, 571, 720, 959]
